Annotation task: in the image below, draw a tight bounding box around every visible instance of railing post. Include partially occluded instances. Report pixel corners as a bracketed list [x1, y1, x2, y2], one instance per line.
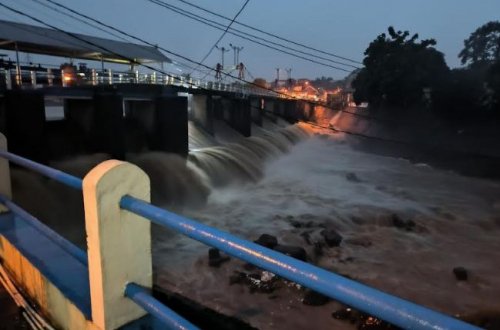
[83, 160, 152, 329]
[4, 68, 12, 90]
[0, 133, 12, 212]
[47, 68, 53, 86]
[30, 70, 36, 87]
[108, 69, 113, 85]
[91, 69, 98, 85]
[15, 65, 21, 86]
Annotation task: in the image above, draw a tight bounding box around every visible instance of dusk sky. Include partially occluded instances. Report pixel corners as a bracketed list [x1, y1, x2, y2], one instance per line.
[1, 0, 500, 81]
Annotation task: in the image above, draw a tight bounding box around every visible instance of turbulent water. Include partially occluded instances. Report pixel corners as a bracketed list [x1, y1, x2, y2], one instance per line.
[153, 120, 500, 329]
[10, 112, 500, 329]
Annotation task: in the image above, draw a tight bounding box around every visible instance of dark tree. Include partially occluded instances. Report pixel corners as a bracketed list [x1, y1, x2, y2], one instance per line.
[486, 60, 500, 112]
[459, 21, 500, 67]
[432, 67, 489, 121]
[352, 27, 449, 109]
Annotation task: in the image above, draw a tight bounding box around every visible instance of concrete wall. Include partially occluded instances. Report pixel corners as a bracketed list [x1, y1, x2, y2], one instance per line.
[3, 90, 47, 163]
[91, 92, 126, 159]
[152, 96, 189, 157]
[0, 237, 97, 330]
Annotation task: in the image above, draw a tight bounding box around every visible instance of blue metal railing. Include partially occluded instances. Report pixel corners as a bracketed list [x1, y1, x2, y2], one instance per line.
[0, 150, 483, 330]
[125, 283, 200, 330]
[0, 151, 193, 329]
[0, 151, 83, 190]
[120, 195, 480, 330]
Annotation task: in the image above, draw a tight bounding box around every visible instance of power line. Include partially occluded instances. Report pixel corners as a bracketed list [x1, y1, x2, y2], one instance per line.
[187, 0, 250, 70]
[29, 0, 131, 42]
[0, 2, 207, 88]
[28, 0, 206, 79]
[14, 0, 381, 122]
[144, 0, 358, 72]
[39, 0, 287, 95]
[172, 0, 362, 65]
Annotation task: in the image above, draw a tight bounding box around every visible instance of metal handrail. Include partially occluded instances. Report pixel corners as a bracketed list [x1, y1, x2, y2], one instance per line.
[0, 151, 195, 329]
[120, 195, 481, 330]
[125, 283, 199, 330]
[0, 151, 83, 190]
[1, 66, 280, 97]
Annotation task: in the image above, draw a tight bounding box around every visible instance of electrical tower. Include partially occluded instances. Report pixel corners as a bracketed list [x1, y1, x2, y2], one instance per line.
[215, 45, 230, 68]
[229, 43, 244, 66]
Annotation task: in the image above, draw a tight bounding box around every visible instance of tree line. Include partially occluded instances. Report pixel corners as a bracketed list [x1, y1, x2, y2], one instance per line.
[352, 22, 500, 122]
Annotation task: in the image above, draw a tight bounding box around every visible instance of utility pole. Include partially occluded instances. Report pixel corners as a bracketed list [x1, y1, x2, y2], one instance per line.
[229, 43, 244, 66]
[215, 45, 230, 68]
[286, 68, 292, 87]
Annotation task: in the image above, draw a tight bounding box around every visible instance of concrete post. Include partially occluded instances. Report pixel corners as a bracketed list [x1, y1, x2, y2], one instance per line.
[4, 69, 12, 90]
[30, 71, 37, 87]
[91, 69, 97, 86]
[83, 160, 152, 330]
[0, 132, 12, 212]
[47, 68, 53, 86]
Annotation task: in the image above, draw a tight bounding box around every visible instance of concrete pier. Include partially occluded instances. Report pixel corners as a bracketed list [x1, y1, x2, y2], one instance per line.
[191, 94, 214, 135]
[152, 96, 188, 156]
[91, 91, 126, 159]
[4, 90, 47, 163]
[250, 97, 263, 126]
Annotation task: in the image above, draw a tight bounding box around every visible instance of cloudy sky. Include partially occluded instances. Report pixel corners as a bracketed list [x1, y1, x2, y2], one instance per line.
[1, 0, 499, 81]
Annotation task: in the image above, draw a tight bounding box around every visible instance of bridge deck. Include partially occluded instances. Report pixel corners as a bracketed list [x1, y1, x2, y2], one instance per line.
[0, 211, 91, 319]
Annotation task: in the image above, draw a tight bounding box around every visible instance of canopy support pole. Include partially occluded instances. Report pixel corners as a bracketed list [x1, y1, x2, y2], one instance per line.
[14, 42, 20, 86]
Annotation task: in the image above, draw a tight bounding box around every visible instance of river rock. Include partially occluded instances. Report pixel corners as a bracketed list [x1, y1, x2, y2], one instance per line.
[391, 214, 416, 231]
[254, 234, 278, 249]
[346, 172, 361, 182]
[208, 248, 230, 267]
[332, 307, 356, 322]
[453, 267, 468, 281]
[321, 228, 343, 247]
[313, 241, 324, 256]
[273, 244, 307, 261]
[302, 289, 330, 306]
[300, 231, 312, 245]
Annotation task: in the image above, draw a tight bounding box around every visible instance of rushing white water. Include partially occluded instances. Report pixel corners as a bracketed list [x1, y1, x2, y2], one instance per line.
[152, 122, 500, 330]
